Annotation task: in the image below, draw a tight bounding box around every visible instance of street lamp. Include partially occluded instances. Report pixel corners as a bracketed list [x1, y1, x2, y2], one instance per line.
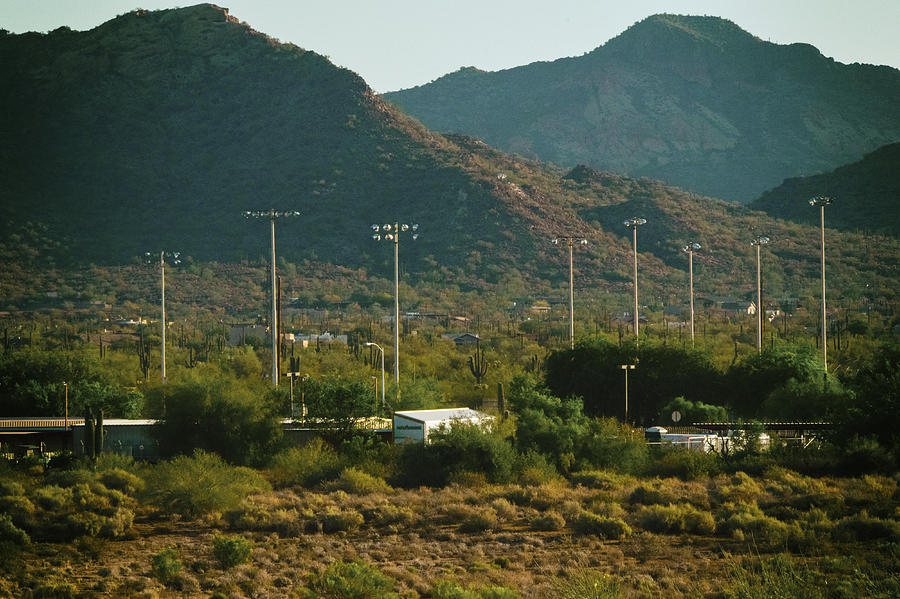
[810, 196, 833, 373]
[620, 364, 636, 422]
[371, 222, 418, 388]
[682, 242, 701, 347]
[751, 235, 770, 354]
[624, 218, 647, 338]
[365, 341, 385, 415]
[144, 250, 181, 382]
[551, 236, 588, 349]
[245, 210, 300, 386]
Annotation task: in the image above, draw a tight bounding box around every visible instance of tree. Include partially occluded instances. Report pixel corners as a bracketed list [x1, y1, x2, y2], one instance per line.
[149, 375, 283, 467]
[725, 345, 824, 419]
[304, 376, 375, 442]
[544, 338, 723, 425]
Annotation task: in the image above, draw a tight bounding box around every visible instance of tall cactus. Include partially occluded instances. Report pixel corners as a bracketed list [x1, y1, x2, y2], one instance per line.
[497, 382, 507, 418]
[468, 340, 488, 385]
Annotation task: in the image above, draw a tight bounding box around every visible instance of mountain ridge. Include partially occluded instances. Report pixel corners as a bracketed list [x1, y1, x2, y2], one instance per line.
[383, 15, 900, 204]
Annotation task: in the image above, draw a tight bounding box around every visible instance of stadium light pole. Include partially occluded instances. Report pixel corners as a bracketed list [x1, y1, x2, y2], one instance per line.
[624, 218, 647, 339]
[365, 342, 385, 414]
[245, 210, 300, 386]
[145, 250, 181, 383]
[682, 242, 701, 347]
[751, 235, 770, 354]
[810, 196, 833, 373]
[371, 222, 418, 387]
[620, 364, 636, 423]
[551, 236, 588, 349]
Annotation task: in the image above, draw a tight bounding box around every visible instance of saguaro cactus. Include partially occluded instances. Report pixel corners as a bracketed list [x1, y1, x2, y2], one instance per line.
[468, 340, 488, 385]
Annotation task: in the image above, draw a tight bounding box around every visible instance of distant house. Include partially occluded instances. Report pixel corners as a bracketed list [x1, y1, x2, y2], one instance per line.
[721, 301, 756, 316]
[441, 333, 480, 346]
[611, 312, 648, 325]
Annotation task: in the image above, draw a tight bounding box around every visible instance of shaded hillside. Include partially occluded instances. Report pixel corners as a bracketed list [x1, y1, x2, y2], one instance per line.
[383, 14, 900, 204]
[1, 5, 898, 313]
[750, 143, 900, 236]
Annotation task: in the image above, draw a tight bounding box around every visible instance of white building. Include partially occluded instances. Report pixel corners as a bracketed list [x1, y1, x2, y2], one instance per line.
[393, 408, 492, 444]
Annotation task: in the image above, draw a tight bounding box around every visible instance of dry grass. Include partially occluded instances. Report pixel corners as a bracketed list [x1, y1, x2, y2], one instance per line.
[2, 468, 898, 598]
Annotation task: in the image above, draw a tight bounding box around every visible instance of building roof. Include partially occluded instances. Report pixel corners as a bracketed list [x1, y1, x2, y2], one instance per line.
[393, 408, 489, 425]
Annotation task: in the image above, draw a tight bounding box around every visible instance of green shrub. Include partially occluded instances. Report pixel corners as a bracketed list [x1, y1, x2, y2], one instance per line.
[648, 446, 721, 479]
[569, 470, 633, 490]
[98, 468, 144, 496]
[0, 513, 30, 546]
[300, 559, 399, 598]
[360, 504, 416, 528]
[572, 511, 631, 539]
[212, 534, 253, 569]
[832, 512, 900, 543]
[637, 503, 716, 535]
[30, 485, 70, 511]
[725, 554, 823, 599]
[151, 547, 182, 585]
[628, 483, 678, 506]
[490, 497, 517, 520]
[551, 569, 620, 599]
[143, 450, 271, 517]
[266, 439, 342, 488]
[328, 467, 392, 494]
[0, 494, 35, 525]
[319, 507, 364, 533]
[459, 508, 498, 533]
[24, 582, 77, 599]
[717, 502, 790, 546]
[431, 580, 519, 598]
[0, 480, 25, 496]
[715, 471, 765, 503]
[530, 510, 566, 531]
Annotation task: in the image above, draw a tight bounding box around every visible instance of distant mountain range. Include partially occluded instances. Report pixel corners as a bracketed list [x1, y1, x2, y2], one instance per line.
[384, 14, 900, 205]
[1, 5, 897, 309]
[750, 143, 900, 236]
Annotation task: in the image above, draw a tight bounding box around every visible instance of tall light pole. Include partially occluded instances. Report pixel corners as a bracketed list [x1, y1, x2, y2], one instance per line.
[810, 196, 833, 373]
[371, 222, 418, 387]
[145, 250, 181, 383]
[751, 235, 770, 354]
[682, 242, 701, 347]
[245, 210, 300, 386]
[624, 218, 647, 338]
[365, 341, 385, 414]
[551, 236, 588, 349]
[620, 364, 635, 423]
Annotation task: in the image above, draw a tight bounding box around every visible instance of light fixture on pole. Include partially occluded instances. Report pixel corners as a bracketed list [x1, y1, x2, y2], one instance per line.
[551, 236, 588, 349]
[620, 364, 636, 423]
[371, 223, 418, 388]
[365, 341, 385, 415]
[624, 218, 647, 338]
[810, 196, 833, 373]
[682, 242, 701, 347]
[245, 210, 300, 387]
[750, 235, 770, 354]
[144, 250, 181, 383]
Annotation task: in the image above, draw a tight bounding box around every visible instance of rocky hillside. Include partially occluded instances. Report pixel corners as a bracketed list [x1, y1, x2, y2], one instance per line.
[383, 14, 900, 204]
[1, 5, 898, 310]
[750, 143, 900, 236]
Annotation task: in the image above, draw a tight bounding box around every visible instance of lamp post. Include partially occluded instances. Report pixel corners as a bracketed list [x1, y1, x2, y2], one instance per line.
[365, 341, 385, 415]
[620, 364, 635, 422]
[624, 218, 647, 338]
[145, 250, 181, 382]
[551, 236, 588, 349]
[682, 242, 701, 347]
[371, 223, 418, 388]
[245, 210, 300, 386]
[810, 196, 833, 373]
[751, 235, 770, 354]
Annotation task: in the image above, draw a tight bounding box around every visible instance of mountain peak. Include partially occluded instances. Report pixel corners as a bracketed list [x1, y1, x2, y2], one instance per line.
[602, 13, 760, 58]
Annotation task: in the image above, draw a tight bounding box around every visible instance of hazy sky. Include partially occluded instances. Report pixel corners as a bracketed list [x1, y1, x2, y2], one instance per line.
[2, 1, 898, 92]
